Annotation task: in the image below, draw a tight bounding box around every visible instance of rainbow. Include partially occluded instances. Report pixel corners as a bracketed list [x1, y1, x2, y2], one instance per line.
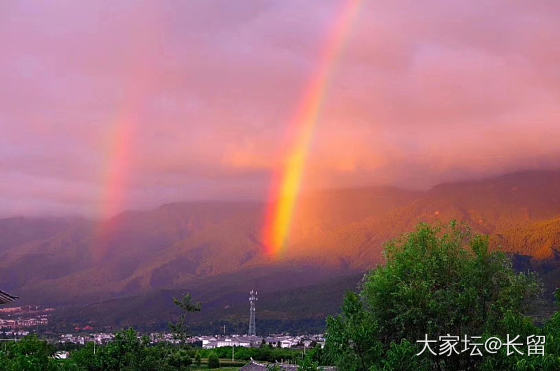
[262, 0, 362, 257]
[93, 112, 137, 260]
[94, 65, 151, 259]
[98, 75, 148, 222]
[99, 118, 135, 221]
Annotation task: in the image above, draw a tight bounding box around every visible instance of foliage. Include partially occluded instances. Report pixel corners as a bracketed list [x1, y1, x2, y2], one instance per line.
[0, 335, 65, 371]
[373, 340, 430, 371]
[70, 328, 176, 370]
[298, 352, 320, 370]
[169, 293, 201, 345]
[300, 344, 325, 368]
[0, 334, 302, 371]
[207, 351, 220, 368]
[325, 222, 546, 371]
[167, 348, 192, 369]
[325, 292, 382, 370]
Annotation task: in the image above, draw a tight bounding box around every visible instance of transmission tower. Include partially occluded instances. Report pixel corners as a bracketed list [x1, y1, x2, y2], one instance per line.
[248, 290, 257, 336]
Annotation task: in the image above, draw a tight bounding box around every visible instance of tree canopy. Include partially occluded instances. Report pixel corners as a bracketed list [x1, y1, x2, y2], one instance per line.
[325, 222, 557, 370]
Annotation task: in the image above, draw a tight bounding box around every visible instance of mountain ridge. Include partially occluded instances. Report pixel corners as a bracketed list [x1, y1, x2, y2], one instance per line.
[2, 169, 560, 331]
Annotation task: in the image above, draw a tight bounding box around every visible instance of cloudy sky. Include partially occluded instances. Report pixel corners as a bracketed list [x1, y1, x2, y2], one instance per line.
[1, 0, 559, 217]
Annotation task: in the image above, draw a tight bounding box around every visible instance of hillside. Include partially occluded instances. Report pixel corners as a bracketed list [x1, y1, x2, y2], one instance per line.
[50, 269, 364, 335]
[1, 169, 560, 332]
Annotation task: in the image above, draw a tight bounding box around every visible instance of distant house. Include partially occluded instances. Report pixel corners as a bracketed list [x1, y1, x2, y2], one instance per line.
[201, 335, 260, 349]
[0, 290, 17, 305]
[280, 339, 295, 348]
[53, 351, 70, 360]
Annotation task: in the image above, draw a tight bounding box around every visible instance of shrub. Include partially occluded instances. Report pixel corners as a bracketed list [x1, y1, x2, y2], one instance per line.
[207, 352, 220, 369]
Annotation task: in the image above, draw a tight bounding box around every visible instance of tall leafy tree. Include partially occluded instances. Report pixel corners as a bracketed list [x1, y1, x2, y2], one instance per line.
[325, 222, 542, 370]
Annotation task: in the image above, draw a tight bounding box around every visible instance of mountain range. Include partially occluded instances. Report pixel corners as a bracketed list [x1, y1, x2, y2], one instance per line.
[2, 169, 560, 333]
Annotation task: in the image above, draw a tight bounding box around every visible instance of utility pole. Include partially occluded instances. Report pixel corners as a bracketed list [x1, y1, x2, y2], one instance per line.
[248, 290, 257, 336]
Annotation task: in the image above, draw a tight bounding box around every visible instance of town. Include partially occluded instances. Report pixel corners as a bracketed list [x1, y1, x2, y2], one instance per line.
[56, 331, 326, 350]
[0, 305, 51, 330]
[0, 291, 325, 352]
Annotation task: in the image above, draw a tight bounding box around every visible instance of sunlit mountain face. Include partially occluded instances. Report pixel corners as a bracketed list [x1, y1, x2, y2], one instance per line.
[2, 1, 560, 332]
[1, 170, 560, 307]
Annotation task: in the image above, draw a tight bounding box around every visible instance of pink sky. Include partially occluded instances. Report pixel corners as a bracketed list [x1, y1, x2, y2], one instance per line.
[1, 0, 560, 217]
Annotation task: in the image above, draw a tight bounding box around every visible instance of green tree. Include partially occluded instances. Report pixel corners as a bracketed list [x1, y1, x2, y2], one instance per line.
[477, 291, 560, 370]
[167, 349, 192, 370]
[0, 335, 62, 371]
[207, 352, 220, 369]
[325, 222, 542, 371]
[169, 293, 201, 345]
[71, 328, 168, 370]
[325, 292, 382, 370]
[374, 340, 430, 371]
[298, 352, 320, 370]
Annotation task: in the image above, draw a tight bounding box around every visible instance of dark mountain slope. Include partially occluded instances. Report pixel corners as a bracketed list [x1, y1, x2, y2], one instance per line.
[50, 268, 364, 334]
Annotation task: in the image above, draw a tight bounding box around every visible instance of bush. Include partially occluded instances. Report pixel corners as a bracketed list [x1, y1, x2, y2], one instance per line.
[207, 352, 220, 368]
[168, 349, 192, 369]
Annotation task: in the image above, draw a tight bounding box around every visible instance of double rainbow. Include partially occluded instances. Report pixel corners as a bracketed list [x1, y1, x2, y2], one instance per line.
[262, 0, 362, 257]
